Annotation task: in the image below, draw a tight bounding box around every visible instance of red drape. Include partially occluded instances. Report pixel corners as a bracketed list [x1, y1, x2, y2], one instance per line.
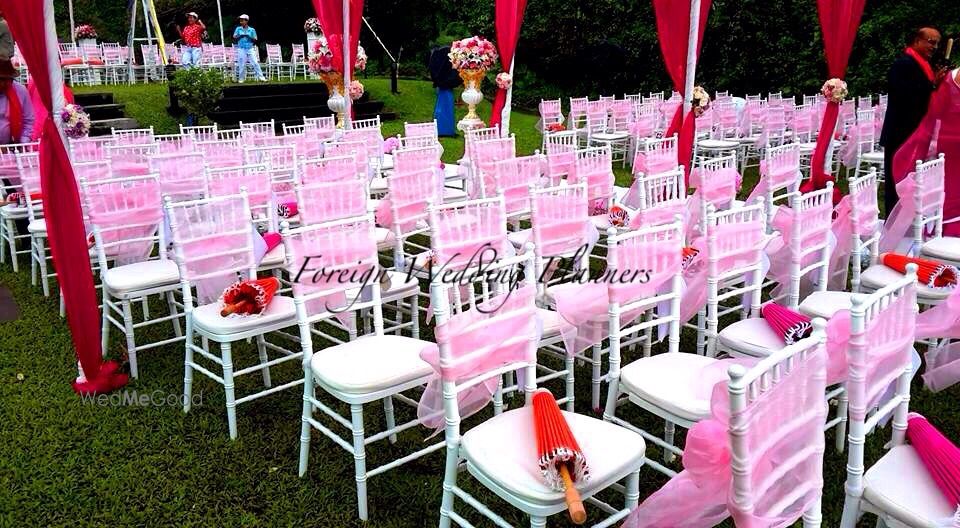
[311, 0, 364, 75]
[0, 0, 126, 394]
[489, 0, 528, 129]
[652, 0, 711, 183]
[801, 0, 867, 202]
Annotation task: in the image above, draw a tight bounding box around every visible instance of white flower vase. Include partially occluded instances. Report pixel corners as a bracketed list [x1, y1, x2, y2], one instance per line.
[306, 32, 322, 52]
[79, 38, 97, 49]
[457, 68, 486, 132]
[327, 91, 347, 129]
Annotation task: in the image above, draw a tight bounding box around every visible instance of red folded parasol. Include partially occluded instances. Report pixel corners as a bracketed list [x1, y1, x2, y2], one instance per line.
[906, 413, 960, 506]
[277, 201, 298, 218]
[761, 302, 813, 345]
[220, 277, 280, 317]
[608, 205, 630, 227]
[532, 389, 588, 524]
[261, 232, 281, 253]
[882, 253, 958, 289]
[682, 246, 700, 270]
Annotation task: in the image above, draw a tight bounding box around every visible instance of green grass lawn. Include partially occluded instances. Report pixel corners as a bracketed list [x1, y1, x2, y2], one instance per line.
[4, 79, 957, 527]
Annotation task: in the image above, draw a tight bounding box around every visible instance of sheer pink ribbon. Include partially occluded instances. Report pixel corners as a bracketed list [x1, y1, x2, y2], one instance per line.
[86, 190, 164, 266]
[418, 285, 540, 431]
[552, 239, 681, 356]
[685, 166, 740, 240]
[765, 204, 834, 300]
[878, 174, 918, 253]
[287, 234, 376, 328]
[745, 158, 795, 205]
[374, 170, 444, 230]
[623, 352, 826, 528]
[914, 288, 960, 391]
[827, 193, 879, 290]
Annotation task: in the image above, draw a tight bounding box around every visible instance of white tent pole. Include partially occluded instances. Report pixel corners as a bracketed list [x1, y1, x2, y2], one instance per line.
[43, 1, 68, 149]
[141, 0, 153, 44]
[127, 0, 138, 83]
[682, 0, 701, 119]
[216, 0, 225, 46]
[342, 0, 352, 130]
[68, 0, 76, 46]
[500, 57, 515, 137]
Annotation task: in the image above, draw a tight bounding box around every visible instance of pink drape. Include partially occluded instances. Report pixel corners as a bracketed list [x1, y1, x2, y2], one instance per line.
[311, 0, 363, 75]
[652, 0, 711, 184]
[489, 0, 528, 129]
[1, 0, 126, 394]
[802, 0, 867, 203]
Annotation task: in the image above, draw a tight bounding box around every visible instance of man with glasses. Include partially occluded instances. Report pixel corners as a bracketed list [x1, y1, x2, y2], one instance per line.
[881, 26, 947, 211]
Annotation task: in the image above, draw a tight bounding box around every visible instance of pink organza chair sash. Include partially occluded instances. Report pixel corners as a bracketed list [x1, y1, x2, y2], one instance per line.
[532, 188, 592, 257]
[828, 185, 880, 290]
[880, 161, 945, 252]
[747, 146, 800, 204]
[765, 197, 833, 299]
[300, 154, 359, 185]
[85, 178, 164, 265]
[431, 199, 509, 272]
[206, 166, 273, 211]
[375, 168, 443, 232]
[151, 153, 207, 199]
[418, 285, 540, 430]
[492, 155, 542, 215]
[571, 148, 615, 204]
[296, 178, 368, 226]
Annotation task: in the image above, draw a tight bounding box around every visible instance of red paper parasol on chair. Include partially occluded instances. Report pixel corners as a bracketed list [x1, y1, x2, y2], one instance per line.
[882, 253, 958, 289]
[608, 205, 630, 227]
[907, 413, 960, 505]
[532, 389, 589, 524]
[761, 303, 813, 345]
[682, 246, 700, 270]
[220, 277, 280, 317]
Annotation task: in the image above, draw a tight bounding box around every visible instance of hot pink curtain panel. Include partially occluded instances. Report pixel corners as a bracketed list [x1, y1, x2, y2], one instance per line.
[652, 0, 712, 183]
[803, 0, 867, 201]
[489, 0, 529, 128]
[0, 0, 127, 394]
[311, 0, 364, 75]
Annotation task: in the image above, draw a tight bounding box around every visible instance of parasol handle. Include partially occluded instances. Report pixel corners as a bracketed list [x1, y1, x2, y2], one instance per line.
[220, 300, 250, 317]
[559, 463, 587, 525]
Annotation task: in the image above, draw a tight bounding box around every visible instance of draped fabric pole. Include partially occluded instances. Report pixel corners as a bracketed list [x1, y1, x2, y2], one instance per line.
[342, 0, 352, 130]
[68, 0, 76, 46]
[216, 0, 225, 46]
[489, 0, 528, 134]
[0, 0, 128, 395]
[682, 0, 701, 120]
[799, 0, 867, 203]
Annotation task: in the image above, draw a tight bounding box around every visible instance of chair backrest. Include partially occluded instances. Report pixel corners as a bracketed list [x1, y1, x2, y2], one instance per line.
[394, 145, 441, 175]
[570, 146, 614, 207]
[298, 154, 358, 185]
[429, 195, 509, 273]
[283, 124, 306, 136]
[0, 142, 40, 181]
[239, 120, 277, 138]
[912, 154, 947, 243]
[491, 154, 543, 216]
[386, 167, 443, 237]
[164, 192, 258, 304]
[633, 134, 678, 176]
[73, 160, 114, 184]
[726, 322, 827, 524]
[853, 109, 877, 155]
[291, 44, 307, 62]
[180, 124, 219, 142]
[397, 134, 443, 154]
[625, 167, 686, 227]
[780, 183, 834, 308]
[529, 181, 590, 296]
[245, 144, 298, 179]
[14, 152, 42, 220]
[606, 218, 684, 312]
[68, 136, 113, 162]
[205, 163, 273, 225]
[569, 97, 589, 123]
[342, 127, 385, 163]
[80, 174, 165, 268]
[282, 214, 382, 323]
[539, 98, 563, 125]
[760, 105, 787, 148]
[112, 127, 155, 145]
[703, 202, 768, 315]
[105, 143, 160, 175]
[714, 100, 739, 138]
[216, 128, 244, 141]
[304, 116, 336, 131]
[464, 126, 501, 161]
[544, 131, 577, 182]
[149, 152, 208, 202]
[324, 141, 369, 178]
[195, 140, 243, 168]
[859, 95, 874, 109]
[295, 177, 369, 226]
[760, 143, 801, 223]
[472, 136, 517, 194]
[352, 116, 382, 131]
[156, 134, 195, 154]
[404, 120, 439, 140]
[265, 43, 282, 62]
[693, 153, 739, 212]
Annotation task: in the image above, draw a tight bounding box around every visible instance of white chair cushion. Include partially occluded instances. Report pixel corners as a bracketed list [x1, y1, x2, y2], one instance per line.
[461, 405, 645, 506]
[537, 308, 564, 338]
[380, 154, 393, 171]
[921, 236, 960, 264]
[310, 335, 433, 394]
[862, 444, 956, 528]
[27, 219, 46, 234]
[697, 139, 739, 149]
[375, 227, 395, 250]
[103, 259, 180, 293]
[619, 352, 721, 423]
[860, 151, 885, 163]
[590, 214, 610, 229]
[259, 244, 284, 267]
[192, 295, 297, 336]
[507, 229, 531, 249]
[444, 163, 466, 181]
[370, 177, 388, 193]
[861, 265, 951, 301]
[443, 187, 468, 202]
[798, 290, 857, 319]
[592, 132, 630, 142]
[0, 203, 29, 219]
[718, 317, 785, 358]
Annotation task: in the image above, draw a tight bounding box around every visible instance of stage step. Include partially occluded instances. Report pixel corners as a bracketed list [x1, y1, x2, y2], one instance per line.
[89, 118, 140, 136]
[82, 103, 127, 120]
[74, 92, 115, 106]
[222, 82, 330, 98]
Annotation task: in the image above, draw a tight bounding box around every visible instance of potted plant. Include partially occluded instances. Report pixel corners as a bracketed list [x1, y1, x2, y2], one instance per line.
[170, 67, 224, 126]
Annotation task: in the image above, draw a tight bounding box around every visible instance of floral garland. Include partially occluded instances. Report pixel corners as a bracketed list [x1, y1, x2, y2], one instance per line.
[308, 37, 368, 74]
[74, 24, 98, 40]
[304, 18, 322, 33]
[449, 36, 498, 71]
[61, 104, 91, 139]
[349, 80, 364, 101]
[495, 72, 512, 90]
[821, 78, 848, 104]
[692, 86, 710, 117]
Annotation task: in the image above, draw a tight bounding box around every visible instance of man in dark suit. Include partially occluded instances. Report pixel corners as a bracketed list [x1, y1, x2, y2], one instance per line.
[881, 27, 945, 211]
[429, 46, 461, 137]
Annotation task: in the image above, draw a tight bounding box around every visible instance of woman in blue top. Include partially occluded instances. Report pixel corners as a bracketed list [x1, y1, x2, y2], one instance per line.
[233, 14, 266, 82]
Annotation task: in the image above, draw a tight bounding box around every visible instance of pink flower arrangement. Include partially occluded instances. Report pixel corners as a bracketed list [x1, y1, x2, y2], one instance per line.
[60, 104, 91, 139]
[383, 136, 400, 154]
[308, 38, 334, 74]
[74, 24, 98, 40]
[354, 45, 367, 71]
[448, 36, 498, 71]
[821, 78, 848, 104]
[349, 80, 364, 101]
[303, 18, 322, 33]
[495, 72, 512, 90]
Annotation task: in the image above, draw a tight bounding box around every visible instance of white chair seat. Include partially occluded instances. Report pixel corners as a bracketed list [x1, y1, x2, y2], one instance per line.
[697, 139, 739, 149]
[27, 219, 46, 234]
[537, 308, 564, 338]
[461, 405, 645, 507]
[590, 214, 610, 229]
[861, 265, 951, 301]
[260, 244, 285, 267]
[798, 290, 857, 319]
[192, 295, 297, 336]
[370, 177, 388, 193]
[860, 151, 885, 163]
[310, 335, 433, 394]
[862, 444, 956, 528]
[736, 135, 760, 146]
[921, 236, 960, 264]
[380, 154, 393, 171]
[443, 187, 468, 202]
[797, 142, 817, 153]
[444, 163, 465, 181]
[348, 270, 418, 301]
[0, 203, 29, 219]
[103, 259, 180, 293]
[592, 132, 630, 142]
[507, 229, 531, 249]
[376, 227, 395, 250]
[619, 352, 721, 423]
[718, 317, 785, 358]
